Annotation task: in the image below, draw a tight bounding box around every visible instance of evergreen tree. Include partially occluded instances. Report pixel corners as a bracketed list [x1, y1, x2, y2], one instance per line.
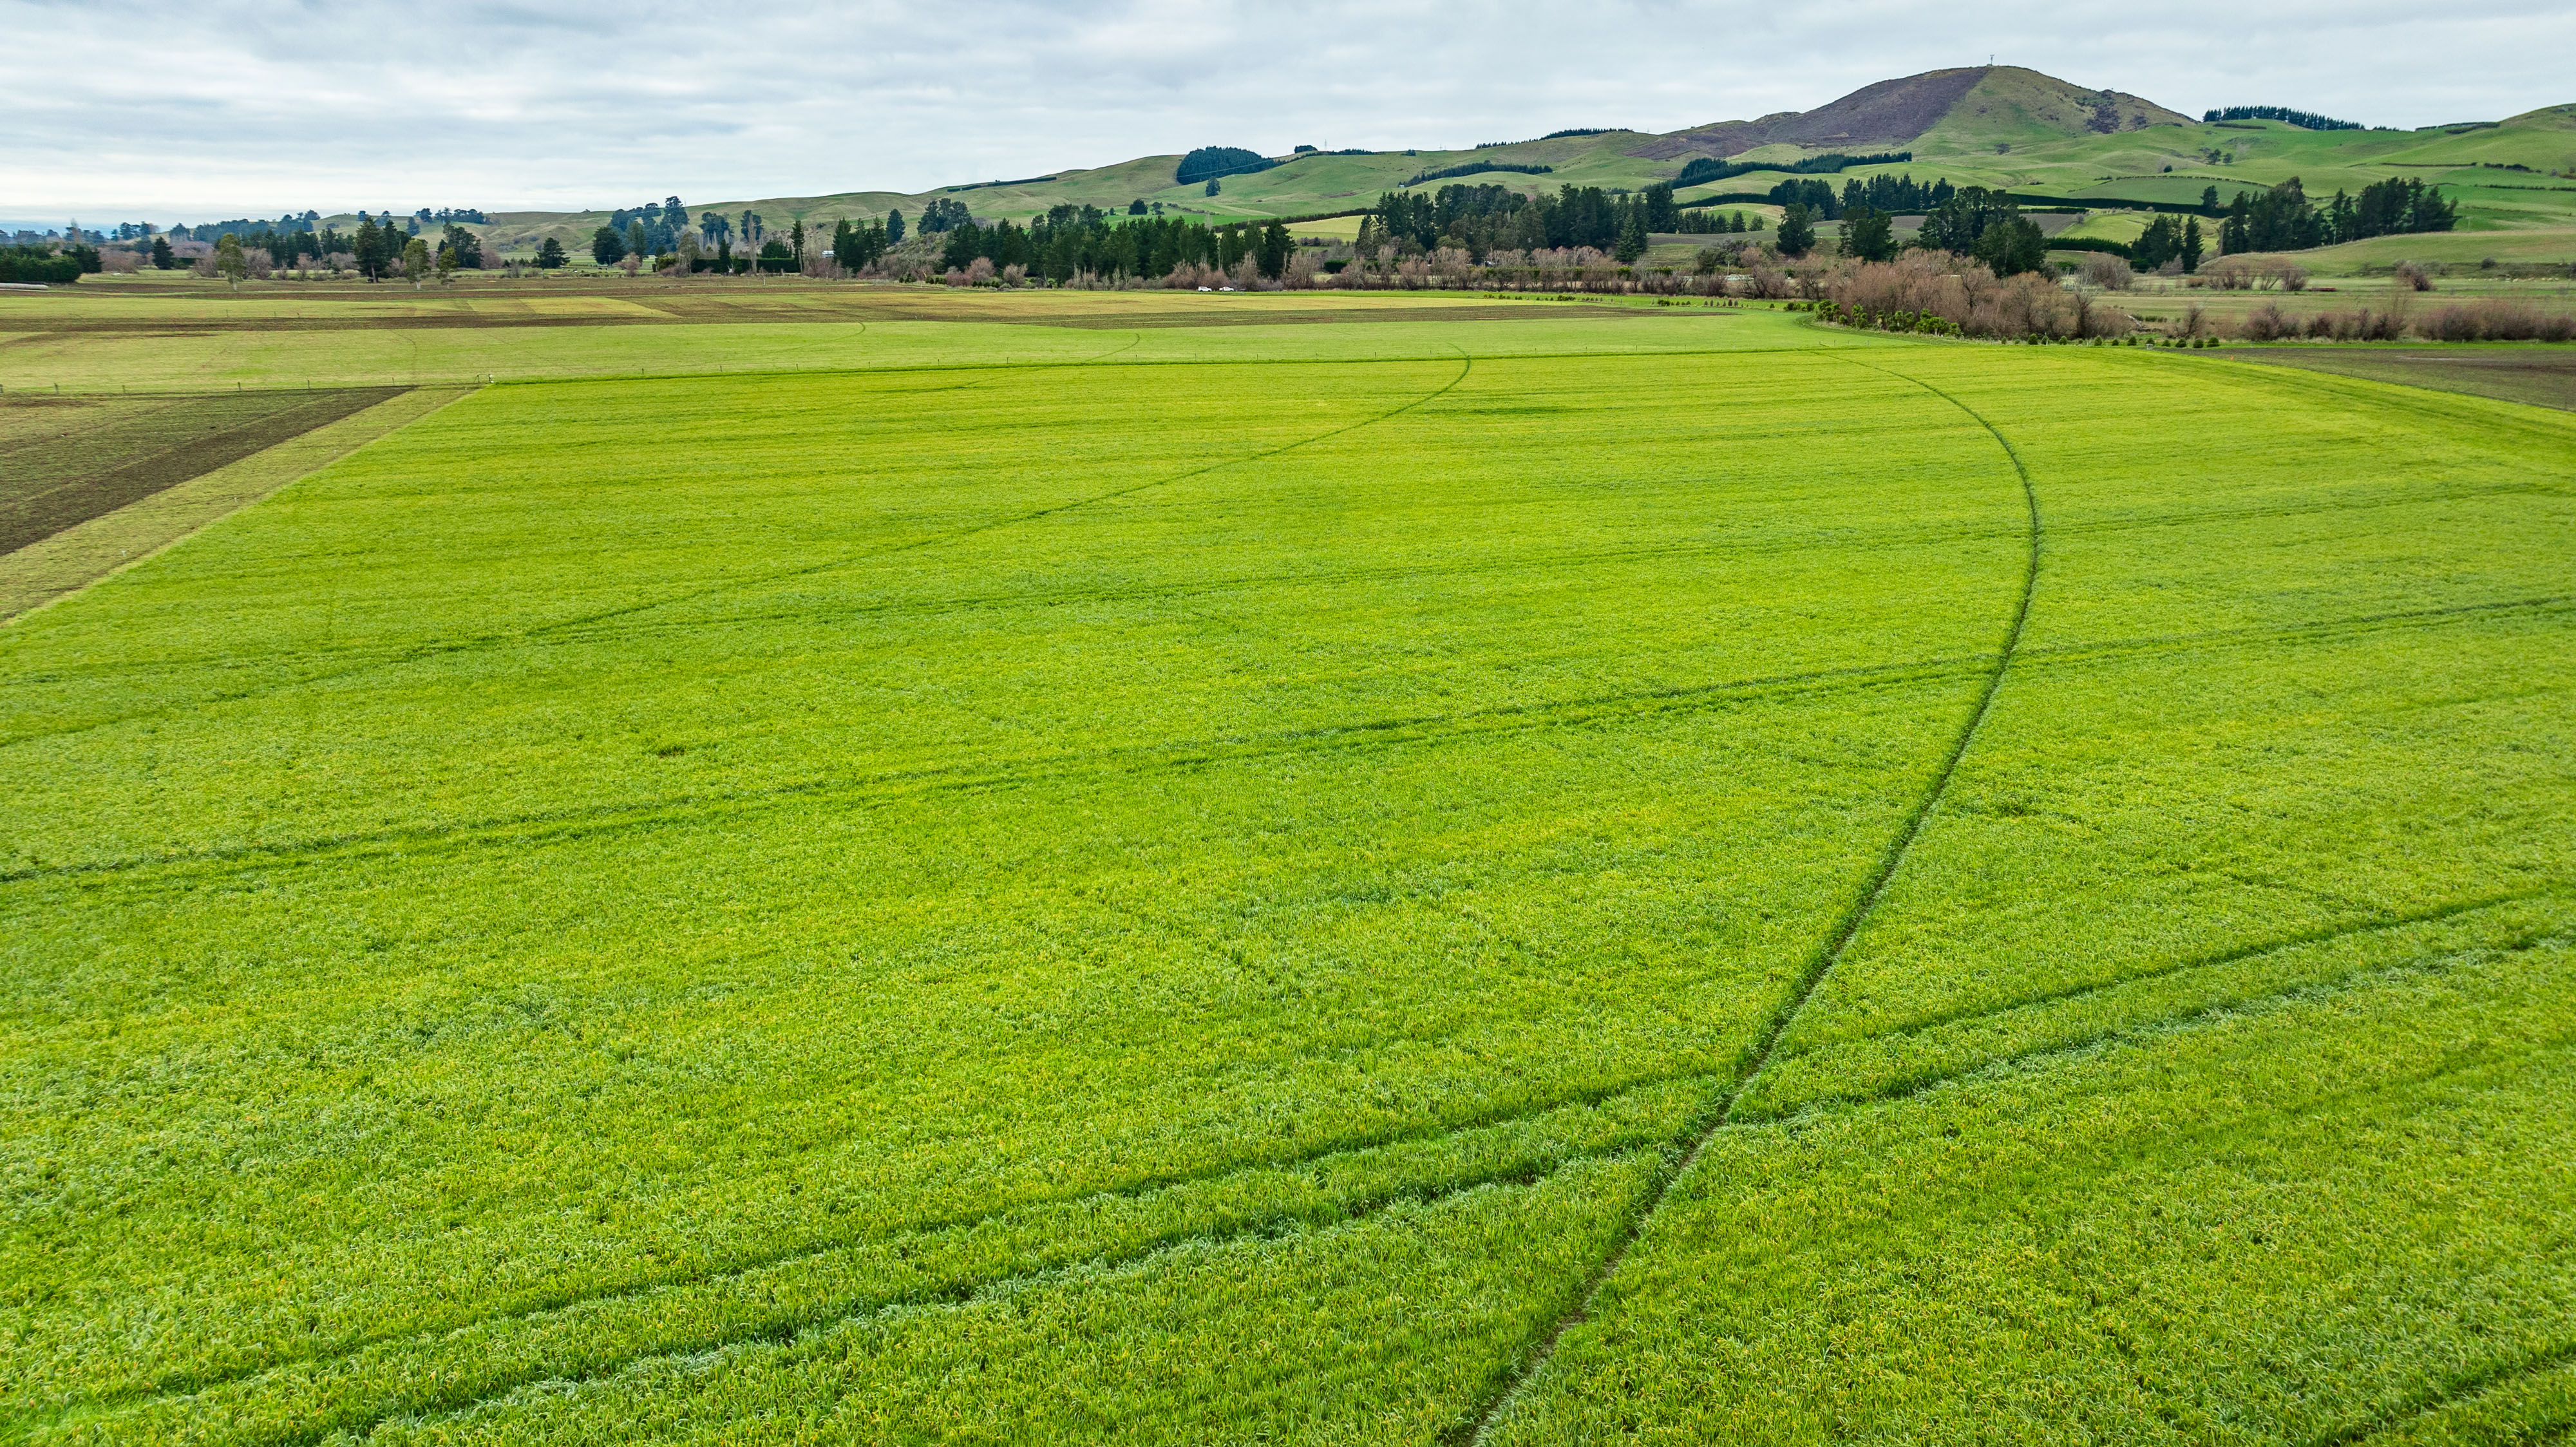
[537, 236, 568, 269]
[2222, 192, 2252, 254]
[1205, 178, 1222, 197]
[1914, 186, 2020, 256]
[1128, 199, 1148, 216]
[1970, 216, 2048, 276]
[1615, 203, 1647, 263]
[1258, 220, 1291, 279]
[1776, 203, 1815, 258]
[886, 209, 905, 245]
[2182, 217, 2204, 272]
[592, 227, 625, 265]
[625, 220, 648, 260]
[1840, 207, 1896, 263]
[352, 215, 390, 280]
[1643, 182, 1678, 231]
[150, 235, 175, 270]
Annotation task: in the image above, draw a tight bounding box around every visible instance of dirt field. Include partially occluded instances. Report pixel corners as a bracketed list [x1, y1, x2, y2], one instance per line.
[2217, 345, 2576, 410]
[0, 388, 404, 554]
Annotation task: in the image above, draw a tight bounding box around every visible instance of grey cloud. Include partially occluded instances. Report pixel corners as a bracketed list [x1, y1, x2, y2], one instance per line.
[3, 0, 2569, 221]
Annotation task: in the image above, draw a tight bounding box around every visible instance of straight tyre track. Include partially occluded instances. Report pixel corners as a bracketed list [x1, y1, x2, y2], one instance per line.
[0, 351, 1470, 753]
[35, 906, 2563, 1445]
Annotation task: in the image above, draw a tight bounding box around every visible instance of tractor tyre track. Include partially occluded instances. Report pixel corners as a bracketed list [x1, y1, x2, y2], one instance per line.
[1458, 356, 2044, 1444]
[0, 351, 1470, 753]
[28, 898, 2565, 1439]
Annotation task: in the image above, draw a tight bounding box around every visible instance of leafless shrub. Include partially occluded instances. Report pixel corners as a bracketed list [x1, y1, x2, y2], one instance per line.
[1971, 271, 2074, 337]
[2240, 301, 2297, 341]
[2392, 260, 2434, 292]
[2194, 256, 2306, 292]
[2078, 253, 2134, 290]
[2300, 308, 2402, 341]
[1820, 252, 2109, 339]
[2416, 299, 2576, 342]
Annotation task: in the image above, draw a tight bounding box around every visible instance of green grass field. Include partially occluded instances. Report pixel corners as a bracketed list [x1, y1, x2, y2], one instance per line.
[3, 290, 2572, 1443]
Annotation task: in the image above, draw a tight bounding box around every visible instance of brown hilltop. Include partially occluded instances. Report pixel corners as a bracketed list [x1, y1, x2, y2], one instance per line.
[1631, 66, 2192, 160]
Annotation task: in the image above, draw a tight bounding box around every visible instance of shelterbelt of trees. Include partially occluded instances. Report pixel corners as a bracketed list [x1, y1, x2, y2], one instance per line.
[2217, 176, 2456, 251]
[896, 204, 1302, 283]
[1359, 182, 1743, 265]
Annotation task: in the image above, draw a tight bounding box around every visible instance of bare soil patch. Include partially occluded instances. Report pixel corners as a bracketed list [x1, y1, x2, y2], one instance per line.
[1, 388, 404, 554]
[2222, 346, 2576, 411]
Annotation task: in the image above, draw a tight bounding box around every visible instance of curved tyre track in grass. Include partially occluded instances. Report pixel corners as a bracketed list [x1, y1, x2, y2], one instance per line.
[21, 894, 2559, 1443]
[1460, 357, 2045, 1444]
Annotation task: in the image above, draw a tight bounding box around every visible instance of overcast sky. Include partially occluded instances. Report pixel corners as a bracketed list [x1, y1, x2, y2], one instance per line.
[5, 0, 2570, 223]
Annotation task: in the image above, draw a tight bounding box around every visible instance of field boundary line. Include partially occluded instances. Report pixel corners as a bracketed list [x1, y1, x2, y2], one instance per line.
[1, 388, 469, 627]
[2202, 348, 2576, 431]
[1457, 355, 2044, 1444]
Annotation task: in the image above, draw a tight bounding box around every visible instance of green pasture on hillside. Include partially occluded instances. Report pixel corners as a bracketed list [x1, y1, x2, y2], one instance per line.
[3, 296, 2572, 1443]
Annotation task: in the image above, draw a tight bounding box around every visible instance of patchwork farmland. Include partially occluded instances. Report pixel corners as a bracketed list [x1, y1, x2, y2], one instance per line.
[2, 282, 2572, 1444]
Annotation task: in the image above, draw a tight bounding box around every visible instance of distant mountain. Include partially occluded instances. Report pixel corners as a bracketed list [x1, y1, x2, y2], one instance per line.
[304, 68, 2575, 254]
[1631, 66, 2193, 160]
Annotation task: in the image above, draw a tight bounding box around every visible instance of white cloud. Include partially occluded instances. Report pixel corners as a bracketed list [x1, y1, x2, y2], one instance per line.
[4, 0, 2569, 222]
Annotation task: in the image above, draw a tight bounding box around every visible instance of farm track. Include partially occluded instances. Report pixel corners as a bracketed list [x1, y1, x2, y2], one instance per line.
[8, 589, 2568, 894]
[32, 905, 2557, 1444]
[1461, 356, 2045, 1442]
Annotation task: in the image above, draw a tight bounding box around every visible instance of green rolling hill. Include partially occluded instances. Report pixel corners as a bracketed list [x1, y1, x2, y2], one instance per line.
[421, 67, 2575, 260]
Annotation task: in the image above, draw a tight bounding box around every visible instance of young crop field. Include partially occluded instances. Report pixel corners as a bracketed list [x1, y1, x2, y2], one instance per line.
[2, 291, 2571, 1444]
